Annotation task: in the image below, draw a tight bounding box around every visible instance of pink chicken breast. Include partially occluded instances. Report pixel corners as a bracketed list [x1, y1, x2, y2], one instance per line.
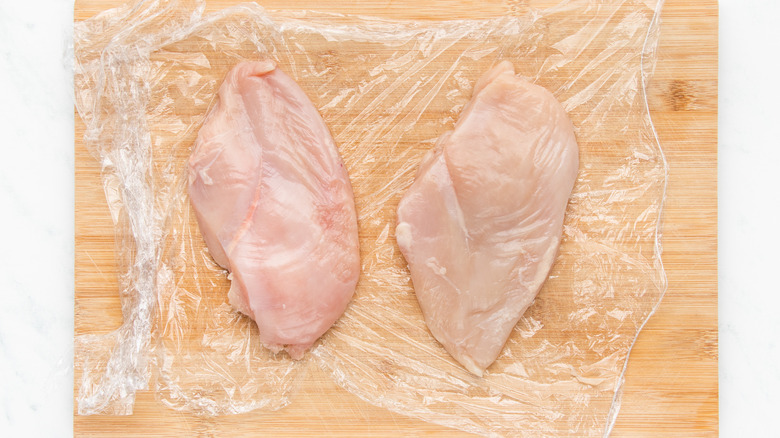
[188, 60, 360, 359]
[396, 61, 579, 375]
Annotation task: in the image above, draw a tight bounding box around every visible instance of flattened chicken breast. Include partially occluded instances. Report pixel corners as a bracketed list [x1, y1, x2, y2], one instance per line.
[396, 61, 579, 375]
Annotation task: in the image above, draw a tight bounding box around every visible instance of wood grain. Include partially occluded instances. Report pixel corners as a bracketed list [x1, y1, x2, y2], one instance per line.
[74, 0, 717, 436]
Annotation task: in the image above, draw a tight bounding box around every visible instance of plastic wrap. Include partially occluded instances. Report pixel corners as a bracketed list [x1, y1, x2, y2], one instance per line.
[74, 0, 667, 436]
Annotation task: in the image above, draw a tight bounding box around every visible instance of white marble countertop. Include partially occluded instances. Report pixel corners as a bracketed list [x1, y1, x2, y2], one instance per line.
[0, 0, 776, 436]
[718, 0, 780, 434]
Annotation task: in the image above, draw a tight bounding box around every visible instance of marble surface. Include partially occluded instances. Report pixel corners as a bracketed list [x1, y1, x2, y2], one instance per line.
[0, 0, 776, 436]
[718, 0, 780, 435]
[0, 1, 76, 437]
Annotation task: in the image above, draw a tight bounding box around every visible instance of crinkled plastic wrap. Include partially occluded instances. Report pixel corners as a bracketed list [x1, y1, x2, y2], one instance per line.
[74, 0, 667, 436]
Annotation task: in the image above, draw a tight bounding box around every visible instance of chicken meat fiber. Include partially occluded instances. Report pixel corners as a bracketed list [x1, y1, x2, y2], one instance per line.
[188, 60, 360, 359]
[396, 61, 579, 376]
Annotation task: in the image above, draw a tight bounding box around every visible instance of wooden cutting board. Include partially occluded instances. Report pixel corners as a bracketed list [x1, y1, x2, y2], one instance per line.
[74, 0, 717, 436]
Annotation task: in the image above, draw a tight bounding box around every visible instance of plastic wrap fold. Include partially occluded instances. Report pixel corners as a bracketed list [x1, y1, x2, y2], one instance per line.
[74, 0, 667, 436]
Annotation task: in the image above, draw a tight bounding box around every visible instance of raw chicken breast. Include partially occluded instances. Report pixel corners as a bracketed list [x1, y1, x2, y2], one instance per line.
[396, 61, 579, 376]
[188, 60, 360, 359]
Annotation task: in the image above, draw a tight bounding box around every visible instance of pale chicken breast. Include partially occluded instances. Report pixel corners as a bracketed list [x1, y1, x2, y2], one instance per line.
[396, 61, 579, 376]
[188, 60, 360, 359]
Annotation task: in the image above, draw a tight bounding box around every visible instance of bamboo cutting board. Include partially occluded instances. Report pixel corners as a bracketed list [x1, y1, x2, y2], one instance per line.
[74, 0, 717, 436]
